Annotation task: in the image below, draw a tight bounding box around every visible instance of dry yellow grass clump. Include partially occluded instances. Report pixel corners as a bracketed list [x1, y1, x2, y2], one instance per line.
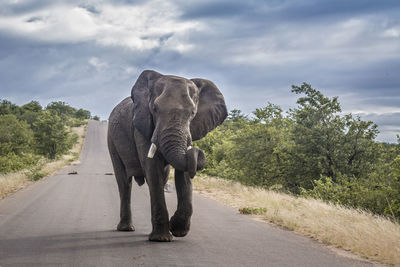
[0, 171, 33, 199]
[193, 174, 400, 266]
[0, 124, 87, 199]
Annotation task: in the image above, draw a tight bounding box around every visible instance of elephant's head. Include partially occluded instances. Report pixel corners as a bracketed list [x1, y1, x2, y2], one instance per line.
[131, 70, 227, 177]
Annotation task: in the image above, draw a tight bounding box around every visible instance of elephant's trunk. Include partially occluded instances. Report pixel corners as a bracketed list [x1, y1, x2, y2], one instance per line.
[159, 128, 188, 171]
[158, 128, 206, 177]
[186, 147, 206, 178]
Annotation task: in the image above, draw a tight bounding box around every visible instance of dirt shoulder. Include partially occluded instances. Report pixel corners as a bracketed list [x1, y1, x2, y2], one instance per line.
[192, 174, 399, 266]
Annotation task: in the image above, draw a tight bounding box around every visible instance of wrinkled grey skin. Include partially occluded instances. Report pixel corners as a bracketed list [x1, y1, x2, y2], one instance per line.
[107, 70, 227, 242]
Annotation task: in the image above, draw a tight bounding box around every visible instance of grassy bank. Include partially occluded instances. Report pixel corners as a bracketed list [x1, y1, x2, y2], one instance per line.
[192, 174, 400, 266]
[0, 124, 87, 199]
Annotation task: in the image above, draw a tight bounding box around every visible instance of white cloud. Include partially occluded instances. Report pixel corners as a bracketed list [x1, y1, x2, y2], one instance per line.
[383, 27, 400, 38]
[0, 5, 98, 41]
[0, 0, 203, 52]
[222, 17, 400, 67]
[88, 57, 108, 72]
[1, 0, 399, 141]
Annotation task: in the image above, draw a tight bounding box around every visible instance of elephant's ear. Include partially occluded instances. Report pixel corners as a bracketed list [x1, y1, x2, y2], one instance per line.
[131, 70, 162, 140]
[190, 78, 228, 141]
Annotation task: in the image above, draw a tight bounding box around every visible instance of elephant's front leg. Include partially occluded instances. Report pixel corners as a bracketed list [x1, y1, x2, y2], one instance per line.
[170, 170, 192, 237]
[146, 161, 172, 242]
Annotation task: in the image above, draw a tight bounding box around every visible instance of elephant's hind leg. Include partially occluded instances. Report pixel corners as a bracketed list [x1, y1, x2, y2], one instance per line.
[110, 150, 134, 231]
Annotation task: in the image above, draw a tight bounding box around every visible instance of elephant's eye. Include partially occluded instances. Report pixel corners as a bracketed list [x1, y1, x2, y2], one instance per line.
[153, 105, 158, 113]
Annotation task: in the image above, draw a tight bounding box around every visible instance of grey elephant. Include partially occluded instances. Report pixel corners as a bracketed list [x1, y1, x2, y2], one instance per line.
[107, 70, 227, 241]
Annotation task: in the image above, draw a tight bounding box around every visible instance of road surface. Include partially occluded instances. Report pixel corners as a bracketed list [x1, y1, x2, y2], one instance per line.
[0, 121, 374, 266]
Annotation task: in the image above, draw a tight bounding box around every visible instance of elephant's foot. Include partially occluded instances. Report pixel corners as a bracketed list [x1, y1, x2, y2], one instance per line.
[148, 223, 172, 241]
[117, 220, 135, 231]
[148, 231, 173, 242]
[170, 212, 191, 237]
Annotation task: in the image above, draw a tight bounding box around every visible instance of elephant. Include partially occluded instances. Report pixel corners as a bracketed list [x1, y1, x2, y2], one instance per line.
[107, 70, 227, 241]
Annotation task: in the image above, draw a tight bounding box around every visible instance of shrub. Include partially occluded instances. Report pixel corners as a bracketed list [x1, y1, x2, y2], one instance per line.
[0, 114, 33, 155]
[195, 84, 400, 220]
[33, 111, 74, 159]
[0, 153, 40, 173]
[239, 207, 267, 215]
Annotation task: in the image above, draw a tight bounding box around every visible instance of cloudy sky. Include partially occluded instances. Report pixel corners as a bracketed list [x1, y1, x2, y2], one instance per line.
[0, 0, 399, 142]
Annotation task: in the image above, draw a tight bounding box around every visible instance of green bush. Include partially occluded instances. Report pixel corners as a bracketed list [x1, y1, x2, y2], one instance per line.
[0, 99, 87, 175]
[0, 114, 33, 155]
[33, 111, 74, 159]
[0, 99, 21, 116]
[393, 155, 400, 177]
[75, 108, 91, 120]
[0, 153, 40, 173]
[301, 173, 400, 219]
[239, 207, 267, 215]
[195, 84, 400, 220]
[45, 101, 76, 121]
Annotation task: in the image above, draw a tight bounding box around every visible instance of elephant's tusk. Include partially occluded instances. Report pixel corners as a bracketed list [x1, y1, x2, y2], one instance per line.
[187, 146, 193, 151]
[147, 143, 157, 158]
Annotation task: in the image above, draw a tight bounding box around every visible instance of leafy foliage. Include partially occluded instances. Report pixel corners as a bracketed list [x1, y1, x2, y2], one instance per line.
[0, 153, 40, 174]
[239, 207, 267, 215]
[195, 83, 400, 220]
[33, 111, 74, 159]
[0, 99, 91, 174]
[0, 114, 33, 155]
[75, 108, 91, 120]
[0, 100, 21, 116]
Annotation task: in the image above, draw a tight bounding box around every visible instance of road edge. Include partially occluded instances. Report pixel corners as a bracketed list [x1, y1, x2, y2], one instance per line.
[0, 123, 88, 200]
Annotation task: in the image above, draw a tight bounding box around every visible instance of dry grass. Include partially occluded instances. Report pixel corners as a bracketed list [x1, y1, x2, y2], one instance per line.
[0, 124, 87, 199]
[0, 171, 33, 199]
[193, 174, 400, 266]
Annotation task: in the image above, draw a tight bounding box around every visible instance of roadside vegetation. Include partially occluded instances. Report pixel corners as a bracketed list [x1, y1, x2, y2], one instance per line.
[0, 99, 95, 198]
[195, 83, 400, 221]
[193, 83, 400, 265]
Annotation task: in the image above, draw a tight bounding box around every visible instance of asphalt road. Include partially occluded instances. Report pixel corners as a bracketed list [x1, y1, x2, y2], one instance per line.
[0, 121, 374, 267]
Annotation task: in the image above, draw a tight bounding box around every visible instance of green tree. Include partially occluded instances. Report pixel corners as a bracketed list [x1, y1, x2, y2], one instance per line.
[21, 101, 42, 113]
[340, 115, 378, 177]
[19, 101, 43, 127]
[195, 84, 400, 219]
[227, 109, 248, 122]
[393, 155, 400, 178]
[45, 101, 76, 121]
[196, 106, 292, 189]
[33, 111, 73, 159]
[253, 102, 283, 123]
[92, 115, 100, 121]
[75, 108, 91, 120]
[0, 114, 38, 173]
[0, 99, 21, 116]
[224, 120, 290, 187]
[0, 114, 33, 155]
[288, 83, 378, 190]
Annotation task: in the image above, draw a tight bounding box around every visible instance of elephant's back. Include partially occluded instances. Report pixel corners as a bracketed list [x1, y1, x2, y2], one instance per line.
[109, 97, 134, 124]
